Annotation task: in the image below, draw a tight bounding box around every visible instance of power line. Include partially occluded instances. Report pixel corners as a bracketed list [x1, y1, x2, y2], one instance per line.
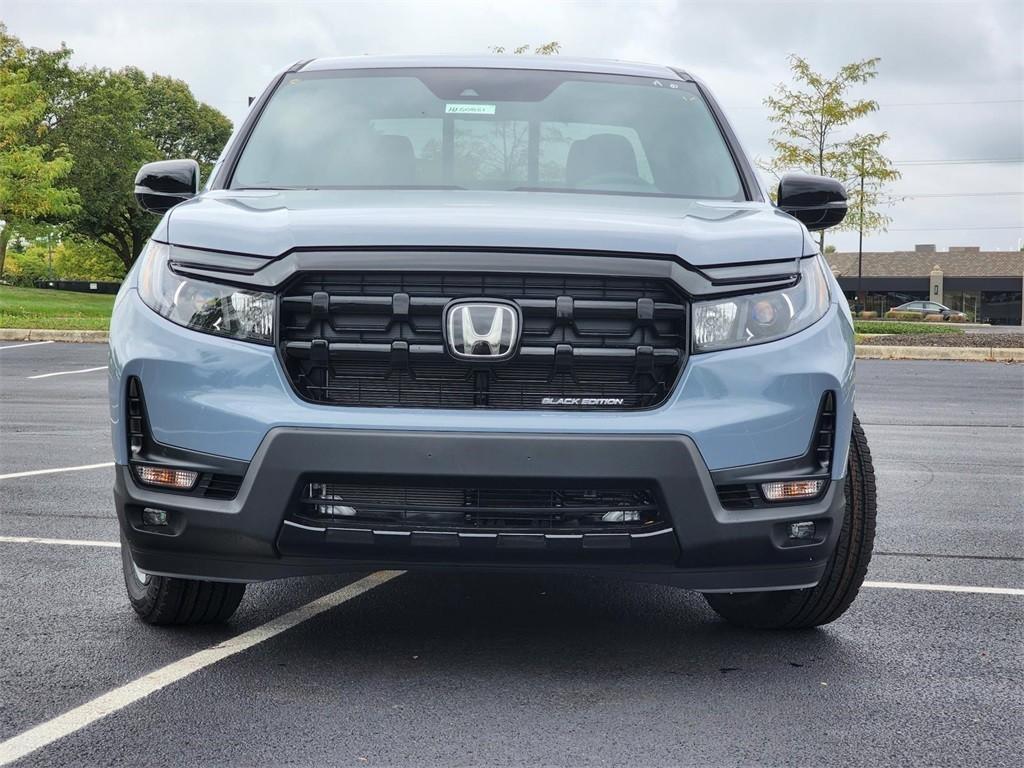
[901, 191, 1024, 198]
[728, 98, 1024, 110]
[764, 159, 1022, 169]
[872, 99, 1024, 107]
[894, 158, 1024, 166]
[885, 225, 1024, 231]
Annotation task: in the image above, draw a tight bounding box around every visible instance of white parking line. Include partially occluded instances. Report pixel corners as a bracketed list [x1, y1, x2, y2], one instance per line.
[863, 580, 1024, 596]
[0, 570, 404, 766]
[0, 536, 120, 548]
[27, 366, 106, 380]
[0, 340, 54, 351]
[0, 462, 114, 481]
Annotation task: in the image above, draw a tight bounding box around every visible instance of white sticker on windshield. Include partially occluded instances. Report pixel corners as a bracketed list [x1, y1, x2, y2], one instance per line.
[445, 103, 496, 115]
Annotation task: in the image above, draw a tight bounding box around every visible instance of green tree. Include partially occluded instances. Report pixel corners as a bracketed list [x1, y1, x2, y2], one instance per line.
[0, 24, 76, 132]
[762, 55, 901, 250]
[49, 68, 152, 271]
[0, 58, 78, 279]
[0, 25, 232, 271]
[51, 67, 232, 270]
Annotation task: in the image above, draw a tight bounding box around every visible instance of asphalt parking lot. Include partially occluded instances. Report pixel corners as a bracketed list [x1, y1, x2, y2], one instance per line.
[1, 341, 1021, 767]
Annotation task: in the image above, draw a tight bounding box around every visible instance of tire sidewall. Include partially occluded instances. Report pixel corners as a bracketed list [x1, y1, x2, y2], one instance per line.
[120, 531, 159, 607]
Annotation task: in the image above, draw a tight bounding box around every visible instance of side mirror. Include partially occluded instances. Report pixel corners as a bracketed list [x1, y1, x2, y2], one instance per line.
[777, 174, 848, 231]
[134, 159, 200, 214]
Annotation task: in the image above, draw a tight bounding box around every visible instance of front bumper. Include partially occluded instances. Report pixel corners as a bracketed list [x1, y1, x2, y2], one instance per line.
[118, 428, 845, 591]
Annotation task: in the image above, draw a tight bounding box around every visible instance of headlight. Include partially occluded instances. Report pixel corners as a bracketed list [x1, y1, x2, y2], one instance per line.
[137, 241, 274, 344]
[692, 257, 830, 353]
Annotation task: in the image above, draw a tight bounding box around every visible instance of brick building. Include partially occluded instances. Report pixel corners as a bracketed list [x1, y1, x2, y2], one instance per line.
[825, 245, 1023, 324]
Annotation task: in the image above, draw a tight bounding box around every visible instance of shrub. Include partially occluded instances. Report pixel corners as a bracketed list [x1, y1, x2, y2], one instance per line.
[4, 249, 51, 286]
[52, 237, 126, 282]
[853, 321, 962, 336]
[947, 314, 967, 323]
[858, 311, 878, 319]
[885, 310, 922, 321]
[923, 313, 945, 322]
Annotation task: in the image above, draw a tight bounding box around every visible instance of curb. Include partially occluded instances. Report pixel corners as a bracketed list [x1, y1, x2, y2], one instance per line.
[0, 329, 109, 343]
[855, 320, 993, 329]
[856, 345, 1023, 362]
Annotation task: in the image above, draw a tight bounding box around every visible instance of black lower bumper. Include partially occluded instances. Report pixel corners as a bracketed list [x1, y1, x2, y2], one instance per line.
[116, 428, 845, 592]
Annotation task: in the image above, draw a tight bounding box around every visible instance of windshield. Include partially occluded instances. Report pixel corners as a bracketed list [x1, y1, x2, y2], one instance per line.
[230, 68, 744, 200]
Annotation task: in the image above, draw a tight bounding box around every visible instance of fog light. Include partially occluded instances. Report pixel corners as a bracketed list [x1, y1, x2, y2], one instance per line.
[602, 509, 641, 523]
[142, 507, 169, 526]
[317, 503, 357, 517]
[306, 483, 358, 517]
[761, 479, 824, 502]
[788, 521, 816, 540]
[136, 465, 198, 490]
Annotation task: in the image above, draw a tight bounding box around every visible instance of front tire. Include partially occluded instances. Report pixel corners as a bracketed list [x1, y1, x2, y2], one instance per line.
[121, 533, 245, 625]
[704, 414, 877, 629]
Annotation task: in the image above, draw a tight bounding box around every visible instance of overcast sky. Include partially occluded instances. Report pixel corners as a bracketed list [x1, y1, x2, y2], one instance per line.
[5, 0, 1023, 252]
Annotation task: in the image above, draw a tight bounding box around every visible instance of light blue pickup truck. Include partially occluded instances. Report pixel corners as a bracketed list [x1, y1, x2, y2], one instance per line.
[110, 55, 876, 629]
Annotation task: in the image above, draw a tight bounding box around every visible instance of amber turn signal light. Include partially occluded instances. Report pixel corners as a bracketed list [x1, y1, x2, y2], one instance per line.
[135, 465, 198, 490]
[761, 479, 824, 502]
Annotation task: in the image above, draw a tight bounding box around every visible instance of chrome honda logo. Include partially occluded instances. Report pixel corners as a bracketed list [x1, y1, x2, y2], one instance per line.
[444, 300, 520, 360]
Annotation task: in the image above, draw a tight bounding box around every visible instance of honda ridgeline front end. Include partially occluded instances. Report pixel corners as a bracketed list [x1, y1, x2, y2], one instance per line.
[109, 56, 876, 628]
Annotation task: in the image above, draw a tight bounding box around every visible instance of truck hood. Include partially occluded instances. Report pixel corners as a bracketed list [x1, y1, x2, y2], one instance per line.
[161, 189, 809, 266]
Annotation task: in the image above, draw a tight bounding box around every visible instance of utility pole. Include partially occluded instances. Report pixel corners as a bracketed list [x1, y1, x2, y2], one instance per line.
[856, 151, 865, 314]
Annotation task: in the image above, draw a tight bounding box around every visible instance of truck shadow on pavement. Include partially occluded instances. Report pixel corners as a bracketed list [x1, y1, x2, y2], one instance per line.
[242, 571, 863, 682]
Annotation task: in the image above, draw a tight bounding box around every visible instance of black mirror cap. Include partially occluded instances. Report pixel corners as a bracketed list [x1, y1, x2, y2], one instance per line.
[134, 159, 200, 214]
[777, 174, 848, 231]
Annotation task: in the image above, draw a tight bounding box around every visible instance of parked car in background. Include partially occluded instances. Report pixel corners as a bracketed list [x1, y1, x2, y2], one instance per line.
[893, 300, 966, 320]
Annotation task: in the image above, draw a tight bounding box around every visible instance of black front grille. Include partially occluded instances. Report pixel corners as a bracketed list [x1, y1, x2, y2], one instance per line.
[296, 481, 661, 532]
[278, 271, 687, 409]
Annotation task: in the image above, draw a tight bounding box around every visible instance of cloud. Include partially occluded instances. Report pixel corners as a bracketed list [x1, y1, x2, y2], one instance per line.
[6, 0, 1023, 250]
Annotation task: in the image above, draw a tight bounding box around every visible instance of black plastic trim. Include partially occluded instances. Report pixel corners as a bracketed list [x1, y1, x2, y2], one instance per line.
[169, 248, 806, 301]
[117, 428, 846, 589]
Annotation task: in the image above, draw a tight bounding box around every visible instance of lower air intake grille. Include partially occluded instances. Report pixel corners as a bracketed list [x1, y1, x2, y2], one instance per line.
[815, 391, 837, 472]
[200, 474, 244, 500]
[715, 484, 760, 510]
[296, 482, 662, 532]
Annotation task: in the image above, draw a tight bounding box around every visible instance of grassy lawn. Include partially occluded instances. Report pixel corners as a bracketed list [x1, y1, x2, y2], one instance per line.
[0, 285, 115, 330]
[853, 320, 963, 336]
